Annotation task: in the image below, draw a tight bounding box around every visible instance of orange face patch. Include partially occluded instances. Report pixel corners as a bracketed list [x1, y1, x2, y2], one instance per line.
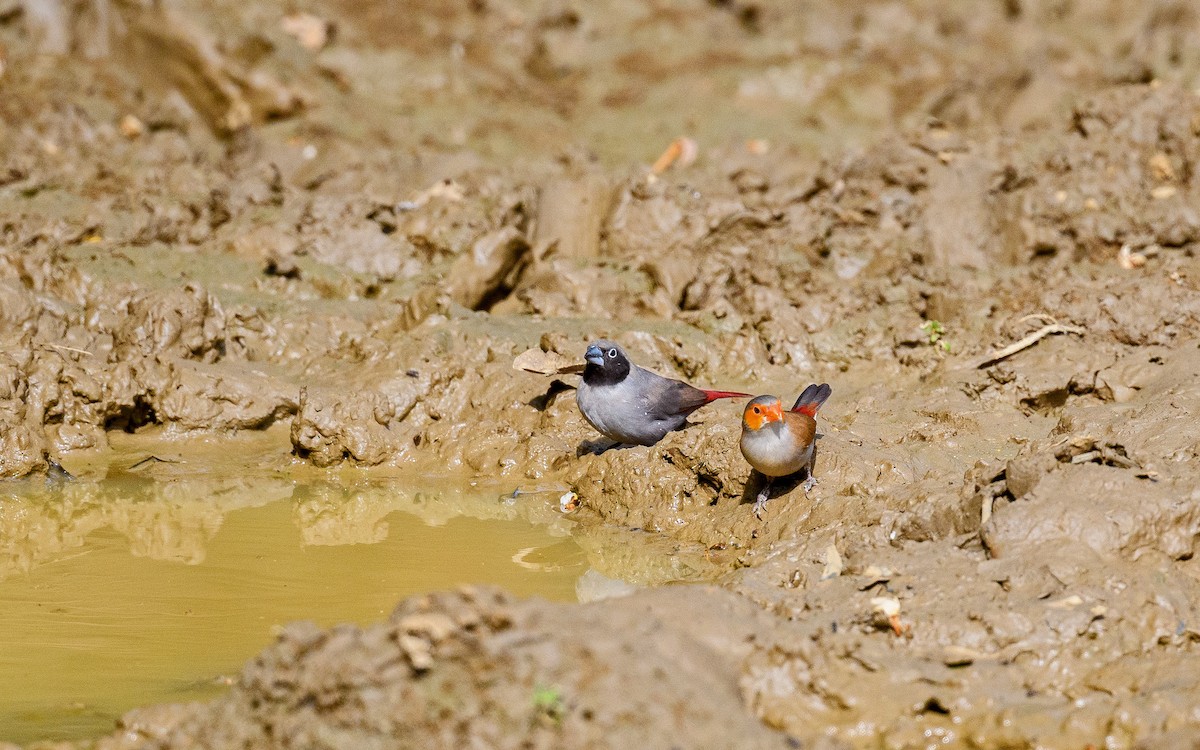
[743, 399, 783, 430]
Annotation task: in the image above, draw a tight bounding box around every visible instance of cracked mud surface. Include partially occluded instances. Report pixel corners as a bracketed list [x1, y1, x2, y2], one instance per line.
[3, 0, 1200, 747]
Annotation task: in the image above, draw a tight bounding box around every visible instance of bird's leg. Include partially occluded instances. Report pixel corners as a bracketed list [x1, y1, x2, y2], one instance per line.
[753, 478, 773, 519]
[802, 443, 819, 493]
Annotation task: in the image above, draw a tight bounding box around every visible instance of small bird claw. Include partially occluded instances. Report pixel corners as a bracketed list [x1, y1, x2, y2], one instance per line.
[753, 485, 771, 519]
[802, 476, 817, 493]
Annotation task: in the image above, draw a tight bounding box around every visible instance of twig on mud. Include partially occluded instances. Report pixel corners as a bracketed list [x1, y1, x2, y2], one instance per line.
[1016, 313, 1058, 325]
[980, 495, 994, 527]
[647, 136, 698, 182]
[973, 320, 1085, 369]
[43, 343, 93, 357]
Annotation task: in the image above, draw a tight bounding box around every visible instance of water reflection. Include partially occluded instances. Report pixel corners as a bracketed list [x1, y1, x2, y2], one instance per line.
[0, 474, 292, 577]
[290, 481, 573, 547]
[0, 472, 584, 744]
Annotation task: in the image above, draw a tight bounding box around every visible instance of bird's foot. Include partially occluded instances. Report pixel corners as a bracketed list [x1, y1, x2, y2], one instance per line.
[578, 439, 623, 456]
[753, 484, 772, 520]
[802, 475, 817, 493]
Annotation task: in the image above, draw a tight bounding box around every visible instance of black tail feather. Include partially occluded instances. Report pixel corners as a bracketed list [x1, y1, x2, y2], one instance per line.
[792, 383, 832, 414]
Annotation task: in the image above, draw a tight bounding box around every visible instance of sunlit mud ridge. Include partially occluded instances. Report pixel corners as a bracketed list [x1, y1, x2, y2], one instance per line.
[5, 84, 1200, 484]
[91, 586, 794, 750]
[3, 0, 1200, 747]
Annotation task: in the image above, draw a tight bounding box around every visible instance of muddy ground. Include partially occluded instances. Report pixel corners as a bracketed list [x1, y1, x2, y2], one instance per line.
[3, 0, 1200, 747]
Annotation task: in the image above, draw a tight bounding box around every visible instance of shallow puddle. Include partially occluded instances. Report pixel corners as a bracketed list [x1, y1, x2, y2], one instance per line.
[0, 471, 584, 744]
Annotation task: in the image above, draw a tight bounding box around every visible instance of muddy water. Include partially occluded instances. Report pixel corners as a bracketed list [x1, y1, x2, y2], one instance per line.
[0, 472, 582, 744]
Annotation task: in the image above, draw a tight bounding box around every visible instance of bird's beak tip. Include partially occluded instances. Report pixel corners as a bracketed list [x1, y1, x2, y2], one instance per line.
[585, 346, 604, 366]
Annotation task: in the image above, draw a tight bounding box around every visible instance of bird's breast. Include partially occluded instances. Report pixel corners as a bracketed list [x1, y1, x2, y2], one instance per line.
[740, 423, 811, 477]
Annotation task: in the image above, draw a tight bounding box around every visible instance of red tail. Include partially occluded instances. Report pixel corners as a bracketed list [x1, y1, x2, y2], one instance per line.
[792, 383, 832, 417]
[701, 389, 752, 404]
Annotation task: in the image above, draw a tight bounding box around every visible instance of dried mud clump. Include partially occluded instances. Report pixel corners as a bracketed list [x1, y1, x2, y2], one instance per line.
[1006, 85, 1200, 264]
[0, 351, 50, 477]
[737, 535, 1200, 748]
[981, 344, 1200, 561]
[0, 275, 298, 465]
[97, 587, 797, 750]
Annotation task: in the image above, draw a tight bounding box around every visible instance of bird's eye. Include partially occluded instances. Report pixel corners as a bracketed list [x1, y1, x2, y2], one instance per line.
[607, 348, 617, 358]
[752, 406, 760, 414]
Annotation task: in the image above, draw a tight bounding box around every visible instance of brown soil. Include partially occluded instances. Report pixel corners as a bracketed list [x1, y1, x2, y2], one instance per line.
[3, 0, 1200, 747]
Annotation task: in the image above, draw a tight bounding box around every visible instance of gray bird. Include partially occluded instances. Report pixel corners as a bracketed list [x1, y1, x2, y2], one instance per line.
[575, 340, 749, 447]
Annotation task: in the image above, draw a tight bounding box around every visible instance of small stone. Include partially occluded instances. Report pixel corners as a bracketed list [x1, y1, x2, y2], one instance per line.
[1149, 152, 1176, 182]
[943, 645, 981, 666]
[281, 12, 332, 51]
[821, 543, 843, 580]
[398, 633, 434, 671]
[745, 138, 770, 155]
[398, 612, 456, 642]
[1045, 595, 1083, 610]
[1118, 244, 1146, 270]
[120, 114, 145, 139]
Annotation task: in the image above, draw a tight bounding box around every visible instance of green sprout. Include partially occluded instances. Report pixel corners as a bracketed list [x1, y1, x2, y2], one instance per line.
[920, 320, 952, 353]
[532, 684, 566, 723]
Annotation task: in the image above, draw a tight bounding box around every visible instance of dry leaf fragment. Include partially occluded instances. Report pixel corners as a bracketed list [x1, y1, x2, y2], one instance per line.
[513, 348, 584, 375]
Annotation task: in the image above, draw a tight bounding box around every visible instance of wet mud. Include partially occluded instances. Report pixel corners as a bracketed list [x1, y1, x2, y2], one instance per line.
[3, 0, 1200, 747]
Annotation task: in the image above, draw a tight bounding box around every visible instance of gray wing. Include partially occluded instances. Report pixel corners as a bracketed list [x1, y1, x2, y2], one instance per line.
[632, 366, 708, 419]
